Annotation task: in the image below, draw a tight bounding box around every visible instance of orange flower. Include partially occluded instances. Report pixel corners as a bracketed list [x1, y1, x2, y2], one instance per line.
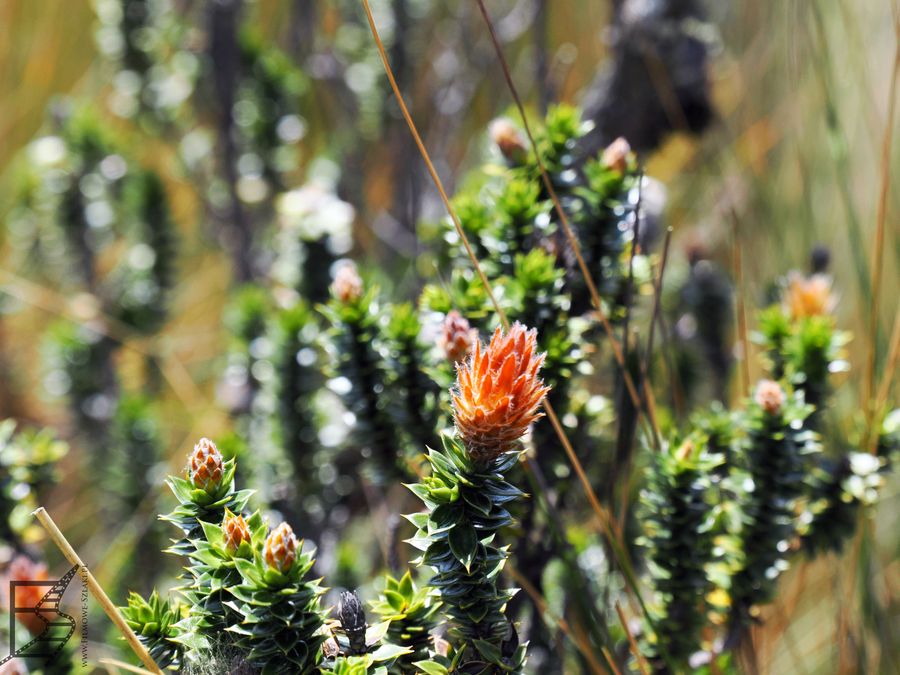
[438, 311, 478, 364]
[452, 323, 550, 463]
[783, 272, 834, 320]
[755, 379, 786, 416]
[264, 522, 298, 574]
[189, 437, 224, 492]
[3, 556, 50, 636]
[331, 262, 363, 303]
[223, 511, 252, 553]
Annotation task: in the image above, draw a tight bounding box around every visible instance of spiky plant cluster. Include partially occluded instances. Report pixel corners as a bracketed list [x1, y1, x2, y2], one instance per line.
[369, 571, 442, 673]
[408, 323, 548, 673]
[173, 509, 263, 656]
[269, 302, 325, 494]
[161, 438, 253, 554]
[0, 421, 68, 549]
[755, 270, 847, 413]
[322, 264, 404, 485]
[729, 381, 820, 623]
[801, 451, 886, 555]
[121, 590, 184, 670]
[224, 521, 327, 673]
[384, 303, 442, 453]
[639, 437, 721, 667]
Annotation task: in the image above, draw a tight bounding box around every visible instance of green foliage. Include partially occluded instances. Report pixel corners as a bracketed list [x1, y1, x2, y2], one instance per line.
[640, 437, 721, 666]
[0, 421, 68, 546]
[269, 302, 324, 488]
[370, 571, 442, 673]
[384, 303, 442, 453]
[174, 510, 267, 655]
[161, 458, 253, 556]
[407, 432, 527, 673]
[111, 170, 178, 333]
[224, 538, 326, 673]
[729, 389, 820, 621]
[801, 452, 886, 555]
[121, 590, 184, 669]
[322, 286, 404, 485]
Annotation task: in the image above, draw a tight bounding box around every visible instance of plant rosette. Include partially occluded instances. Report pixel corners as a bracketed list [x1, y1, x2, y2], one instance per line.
[223, 523, 328, 674]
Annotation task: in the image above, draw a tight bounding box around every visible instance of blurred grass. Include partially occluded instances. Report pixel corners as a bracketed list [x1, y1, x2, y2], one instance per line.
[0, 0, 897, 672]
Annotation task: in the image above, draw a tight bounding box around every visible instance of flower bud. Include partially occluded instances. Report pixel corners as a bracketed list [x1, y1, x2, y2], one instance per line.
[755, 379, 786, 416]
[489, 118, 527, 164]
[438, 311, 478, 364]
[331, 263, 363, 304]
[601, 137, 632, 173]
[223, 511, 251, 553]
[338, 590, 367, 654]
[264, 522, 297, 574]
[189, 437, 224, 492]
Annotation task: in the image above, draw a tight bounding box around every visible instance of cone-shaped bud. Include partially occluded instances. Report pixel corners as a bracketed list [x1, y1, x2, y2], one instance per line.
[264, 522, 297, 574]
[452, 322, 550, 463]
[331, 262, 363, 303]
[223, 510, 251, 553]
[189, 437, 224, 492]
[338, 590, 367, 654]
[438, 310, 478, 364]
[601, 136, 632, 173]
[755, 379, 786, 416]
[489, 117, 527, 164]
[783, 271, 834, 320]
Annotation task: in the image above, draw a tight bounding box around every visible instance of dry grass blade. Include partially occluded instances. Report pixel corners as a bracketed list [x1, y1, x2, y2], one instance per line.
[864, 32, 900, 437]
[32, 508, 163, 675]
[615, 601, 651, 675]
[731, 213, 752, 396]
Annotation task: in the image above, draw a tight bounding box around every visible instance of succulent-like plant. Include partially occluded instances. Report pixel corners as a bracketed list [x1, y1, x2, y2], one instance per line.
[384, 303, 442, 453]
[323, 264, 404, 485]
[408, 323, 548, 672]
[174, 509, 265, 655]
[369, 571, 442, 673]
[161, 438, 253, 555]
[121, 590, 184, 670]
[224, 521, 327, 674]
[640, 436, 721, 667]
[729, 380, 820, 624]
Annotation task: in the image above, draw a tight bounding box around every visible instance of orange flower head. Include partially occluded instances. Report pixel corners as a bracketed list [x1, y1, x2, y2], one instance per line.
[452, 322, 550, 463]
[223, 511, 252, 553]
[264, 522, 297, 574]
[489, 117, 527, 163]
[189, 437, 224, 492]
[601, 137, 632, 174]
[438, 311, 478, 364]
[4, 556, 50, 636]
[783, 271, 834, 320]
[755, 379, 786, 416]
[331, 262, 363, 304]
